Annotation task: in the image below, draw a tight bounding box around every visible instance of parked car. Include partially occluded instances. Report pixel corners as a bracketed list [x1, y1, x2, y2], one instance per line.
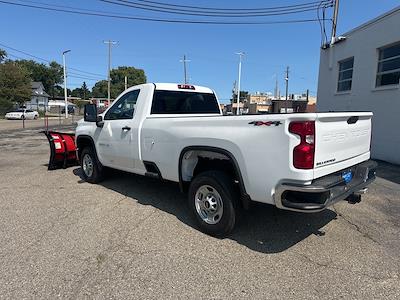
[5, 109, 39, 120]
[76, 83, 377, 236]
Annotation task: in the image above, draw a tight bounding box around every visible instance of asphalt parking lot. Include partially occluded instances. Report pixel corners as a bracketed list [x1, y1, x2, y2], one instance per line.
[0, 124, 399, 299]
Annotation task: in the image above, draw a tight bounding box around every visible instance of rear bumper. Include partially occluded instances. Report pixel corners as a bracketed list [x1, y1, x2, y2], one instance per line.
[274, 160, 378, 213]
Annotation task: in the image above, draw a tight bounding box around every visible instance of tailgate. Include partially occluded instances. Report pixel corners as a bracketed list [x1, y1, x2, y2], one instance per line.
[314, 112, 372, 171]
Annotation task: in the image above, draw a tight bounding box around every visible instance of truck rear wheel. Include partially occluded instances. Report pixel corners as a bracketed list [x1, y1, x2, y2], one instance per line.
[80, 147, 104, 183]
[188, 171, 239, 237]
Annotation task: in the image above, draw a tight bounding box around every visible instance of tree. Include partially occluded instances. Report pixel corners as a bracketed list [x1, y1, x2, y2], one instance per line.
[70, 88, 83, 98]
[0, 61, 31, 111]
[91, 80, 108, 98]
[231, 90, 249, 104]
[81, 81, 90, 99]
[0, 49, 7, 63]
[111, 66, 146, 95]
[52, 85, 65, 98]
[47, 61, 64, 97]
[91, 66, 146, 98]
[230, 81, 248, 104]
[72, 82, 91, 99]
[14, 59, 63, 98]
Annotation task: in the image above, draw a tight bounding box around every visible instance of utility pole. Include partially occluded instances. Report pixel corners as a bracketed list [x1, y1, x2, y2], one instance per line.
[62, 50, 71, 119]
[285, 66, 289, 113]
[274, 75, 278, 99]
[331, 0, 340, 44]
[103, 40, 117, 103]
[235, 52, 245, 115]
[180, 55, 190, 84]
[125, 76, 128, 90]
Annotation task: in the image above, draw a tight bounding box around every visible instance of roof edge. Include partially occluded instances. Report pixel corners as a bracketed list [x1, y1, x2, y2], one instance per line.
[343, 5, 400, 36]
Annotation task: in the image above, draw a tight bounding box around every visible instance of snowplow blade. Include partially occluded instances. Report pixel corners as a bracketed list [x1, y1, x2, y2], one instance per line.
[42, 131, 78, 170]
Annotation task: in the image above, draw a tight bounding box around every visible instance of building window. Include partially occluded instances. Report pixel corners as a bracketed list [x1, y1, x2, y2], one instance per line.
[376, 42, 400, 87]
[337, 57, 354, 92]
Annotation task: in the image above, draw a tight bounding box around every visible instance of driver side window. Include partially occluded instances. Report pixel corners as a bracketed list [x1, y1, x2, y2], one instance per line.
[104, 90, 140, 120]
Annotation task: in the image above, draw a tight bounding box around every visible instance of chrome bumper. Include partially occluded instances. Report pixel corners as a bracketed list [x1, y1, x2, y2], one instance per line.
[274, 160, 378, 213]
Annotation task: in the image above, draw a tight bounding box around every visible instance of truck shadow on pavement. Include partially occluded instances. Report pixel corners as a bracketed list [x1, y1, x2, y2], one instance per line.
[375, 160, 400, 184]
[73, 168, 337, 254]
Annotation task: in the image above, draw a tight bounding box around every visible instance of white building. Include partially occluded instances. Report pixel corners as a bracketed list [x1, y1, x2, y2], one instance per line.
[26, 82, 50, 111]
[47, 100, 76, 114]
[317, 6, 400, 165]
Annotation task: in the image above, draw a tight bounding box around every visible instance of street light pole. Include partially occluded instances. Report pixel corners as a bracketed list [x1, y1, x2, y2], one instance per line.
[62, 50, 71, 119]
[103, 40, 117, 103]
[235, 52, 245, 115]
[285, 66, 289, 113]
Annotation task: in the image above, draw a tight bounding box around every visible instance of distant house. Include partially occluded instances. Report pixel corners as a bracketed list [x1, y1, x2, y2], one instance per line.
[26, 82, 50, 111]
[317, 6, 400, 164]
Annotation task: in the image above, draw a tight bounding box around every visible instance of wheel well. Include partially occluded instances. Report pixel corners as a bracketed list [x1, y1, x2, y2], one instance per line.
[179, 148, 250, 208]
[193, 156, 236, 180]
[76, 136, 95, 161]
[179, 148, 249, 206]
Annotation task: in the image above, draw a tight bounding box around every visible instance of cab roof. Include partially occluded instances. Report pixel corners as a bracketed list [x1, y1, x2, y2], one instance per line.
[153, 83, 214, 94]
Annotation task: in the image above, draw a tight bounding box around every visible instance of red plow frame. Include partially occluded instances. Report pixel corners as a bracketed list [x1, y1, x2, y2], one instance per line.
[42, 131, 79, 170]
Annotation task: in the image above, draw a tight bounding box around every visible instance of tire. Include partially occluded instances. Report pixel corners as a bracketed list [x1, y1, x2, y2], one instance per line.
[34, 115, 38, 120]
[21, 115, 25, 120]
[80, 146, 104, 183]
[188, 170, 239, 237]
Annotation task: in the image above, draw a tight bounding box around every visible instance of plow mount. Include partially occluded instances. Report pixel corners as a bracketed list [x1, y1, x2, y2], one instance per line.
[42, 131, 79, 170]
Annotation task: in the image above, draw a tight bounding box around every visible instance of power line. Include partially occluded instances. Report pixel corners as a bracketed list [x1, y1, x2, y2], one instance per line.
[101, 0, 333, 17]
[18, 0, 333, 14]
[0, 42, 106, 78]
[6, 52, 101, 81]
[68, 72, 105, 80]
[68, 75, 103, 81]
[317, 0, 331, 47]
[130, 0, 329, 12]
[0, 0, 331, 25]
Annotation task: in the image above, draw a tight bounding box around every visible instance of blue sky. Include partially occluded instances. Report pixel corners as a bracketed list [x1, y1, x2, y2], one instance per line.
[1, 0, 399, 103]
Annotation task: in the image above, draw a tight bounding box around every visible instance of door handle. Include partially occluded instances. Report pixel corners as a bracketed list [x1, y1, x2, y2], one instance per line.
[122, 126, 131, 131]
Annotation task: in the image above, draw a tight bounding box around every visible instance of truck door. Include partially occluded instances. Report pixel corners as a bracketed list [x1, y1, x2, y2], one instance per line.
[96, 89, 140, 171]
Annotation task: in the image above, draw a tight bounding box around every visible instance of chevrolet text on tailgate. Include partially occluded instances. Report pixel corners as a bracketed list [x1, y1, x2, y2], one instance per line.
[76, 83, 377, 236]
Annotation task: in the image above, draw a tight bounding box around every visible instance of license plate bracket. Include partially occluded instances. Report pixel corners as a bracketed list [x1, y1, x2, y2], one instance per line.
[342, 170, 353, 184]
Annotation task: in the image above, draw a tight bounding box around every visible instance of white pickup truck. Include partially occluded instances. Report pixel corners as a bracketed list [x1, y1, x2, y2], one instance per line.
[76, 83, 377, 236]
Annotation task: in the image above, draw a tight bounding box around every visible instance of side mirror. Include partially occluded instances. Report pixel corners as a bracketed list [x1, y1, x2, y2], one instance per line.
[96, 115, 104, 128]
[84, 104, 97, 122]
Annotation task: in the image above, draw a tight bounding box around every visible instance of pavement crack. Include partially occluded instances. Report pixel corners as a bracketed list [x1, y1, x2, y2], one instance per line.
[332, 206, 381, 245]
[298, 253, 399, 281]
[298, 253, 332, 268]
[112, 194, 129, 209]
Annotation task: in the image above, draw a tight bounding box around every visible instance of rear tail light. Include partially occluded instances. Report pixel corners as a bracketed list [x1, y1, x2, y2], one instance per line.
[289, 121, 315, 169]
